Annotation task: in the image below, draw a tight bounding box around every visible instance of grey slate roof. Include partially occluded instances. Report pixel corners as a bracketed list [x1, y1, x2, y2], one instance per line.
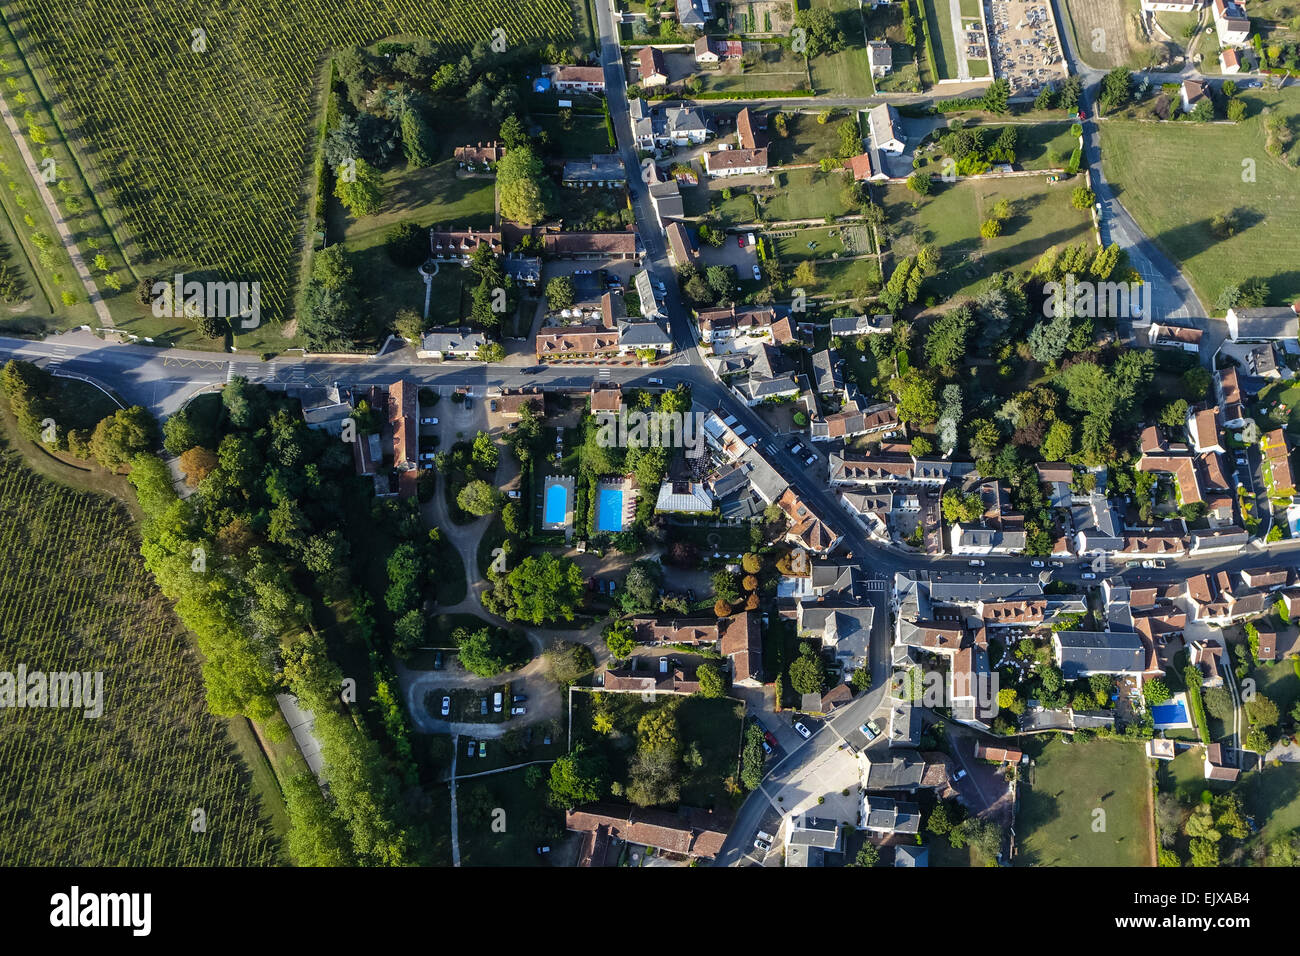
[1054, 630, 1146, 679]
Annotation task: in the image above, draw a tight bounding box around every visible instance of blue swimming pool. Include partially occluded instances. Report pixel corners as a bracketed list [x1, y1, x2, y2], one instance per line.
[544, 483, 569, 525]
[1151, 700, 1189, 726]
[596, 488, 625, 532]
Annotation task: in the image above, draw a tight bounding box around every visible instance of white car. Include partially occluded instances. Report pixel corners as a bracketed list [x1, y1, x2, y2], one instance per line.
[968, 559, 985, 568]
[1141, 560, 1155, 569]
[793, 721, 812, 739]
[953, 768, 967, 781]
[752, 264, 762, 280]
[1081, 571, 1097, 580]
[1050, 560, 1064, 568]
[511, 706, 527, 716]
[420, 417, 439, 425]
[804, 453, 817, 466]
[753, 836, 772, 852]
[507, 490, 521, 499]
[648, 377, 663, 385]
[747, 232, 756, 246]
[440, 696, 451, 717]
[1030, 560, 1045, 568]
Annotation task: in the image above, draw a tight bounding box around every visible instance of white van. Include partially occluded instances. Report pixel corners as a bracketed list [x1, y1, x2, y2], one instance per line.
[493, 691, 503, 713]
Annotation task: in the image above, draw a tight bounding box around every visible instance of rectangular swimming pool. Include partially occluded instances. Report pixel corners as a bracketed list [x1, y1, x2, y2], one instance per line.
[544, 483, 569, 525]
[596, 488, 624, 532]
[1151, 700, 1189, 727]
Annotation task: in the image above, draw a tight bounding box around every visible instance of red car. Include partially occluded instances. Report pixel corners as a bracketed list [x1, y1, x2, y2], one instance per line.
[764, 731, 778, 749]
[737, 235, 745, 248]
[1077, 110, 1087, 120]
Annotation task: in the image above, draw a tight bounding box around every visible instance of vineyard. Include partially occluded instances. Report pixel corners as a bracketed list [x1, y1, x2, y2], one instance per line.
[0, 446, 281, 865]
[2, 0, 577, 335]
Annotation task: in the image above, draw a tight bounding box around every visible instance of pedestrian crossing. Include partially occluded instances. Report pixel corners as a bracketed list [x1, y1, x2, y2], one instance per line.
[863, 580, 887, 593]
[598, 367, 611, 380]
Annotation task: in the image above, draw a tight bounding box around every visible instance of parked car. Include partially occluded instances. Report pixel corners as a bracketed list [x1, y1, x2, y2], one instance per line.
[953, 768, 968, 781]
[747, 232, 756, 246]
[793, 721, 812, 739]
[648, 377, 664, 385]
[1081, 571, 1097, 580]
[543, 732, 552, 745]
[536, 845, 551, 855]
[968, 559, 985, 567]
[687, 588, 697, 602]
[419, 453, 435, 461]
[440, 696, 451, 717]
[512, 695, 527, 704]
[463, 397, 472, 409]
[478, 741, 487, 758]
[466, 740, 476, 757]
[493, 691, 503, 713]
[804, 453, 817, 466]
[656, 280, 667, 294]
[1030, 559, 1045, 568]
[752, 264, 762, 280]
[511, 706, 527, 716]
[1051, 560, 1064, 568]
[753, 837, 772, 852]
[507, 490, 521, 499]
[860, 719, 881, 741]
[764, 731, 778, 749]
[737, 235, 746, 248]
[608, 580, 617, 593]
[433, 651, 443, 670]
[761, 739, 772, 755]
[420, 417, 439, 425]
[480, 698, 488, 715]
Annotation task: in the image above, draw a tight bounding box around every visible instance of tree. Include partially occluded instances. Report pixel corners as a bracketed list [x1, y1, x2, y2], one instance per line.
[941, 489, 984, 524]
[924, 305, 973, 373]
[714, 598, 734, 618]
[1041, 419, 1073, 462]
[906, 171, 932, 195]
[1227, 98, 1247, 122]
[793, 6, 844, 57]
[179, 446, 218, 486]
[1247, 694, 1279, 729]
[789, 643, 825, 695]
[1143, 678, 1171, 706]
[547, 750, 609, 808]
[385, 221, 428, 267]
[605, 622, 636, 658]
[471, 431, 499, 473]
[742, 552, 762, 575]
[399, 103, 437, 167]
[90, 406, 157, 469]
[545, 640, 596, 685]
[853, 843, 880, 867]
[982, 77, 1010, 114]
[1099, 68, 1133, 113]
[893, 369, 940, 425]
[334, 157, 385, 217]
[980, 217, 1002, 238]
[492, 554, 585, 625]
[457, 480, 500, 516]
[697, 662, 726, 698]
[476, 342, 505, 363]
[1071, 185, 1095, 210]
[545, 275, 576, 310]
[497, 144, 553, 224]
[620, 560, 662, 614]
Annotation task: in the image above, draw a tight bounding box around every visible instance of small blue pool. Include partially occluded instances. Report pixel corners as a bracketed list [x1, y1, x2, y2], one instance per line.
[1151, 700, 1188, 726]
[596, 488, 625, 532]
[544, 483, 569, 525]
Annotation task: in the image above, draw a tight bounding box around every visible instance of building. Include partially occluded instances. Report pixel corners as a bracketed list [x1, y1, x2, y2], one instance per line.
[1261, 427, 1295, 495]
[1180, 78, 1210, 112]
[299, 385, 353, 435]
[811, 349, 843, 397]
[649, 178, 685, 221]
[1220, 46, 1242, 73]
[665, 221, 699, 268]
[784, 813, 843, 867]
[830, 314, 894, 337]
[677, 0, 711, 29]
[862, 796, 921, 836]
[693, 36, 743, 63]
[704, 147, 769, 178]
[416, 328, 486, 360]
[1226, 304, 1299, 341]
[453, 142, 503, 169]
[428, 227, 502, 263]
[1052, 630, 1148, 678]
[736, 107, 766, 150]
[867, 40, 892, 75]
[1148, 322, 1203, 353]
[503, 254, 541, 288]
[868, 103, 906, 154]
[553, 65, 606, 94]
[637, 46, 669, 87]
[1212, 0, 1251, 46]
[1204, 742, 1241, 782]
[562, 154, 627, 188]
[565, 803, 729, 861]
[542, 231, 640, 260]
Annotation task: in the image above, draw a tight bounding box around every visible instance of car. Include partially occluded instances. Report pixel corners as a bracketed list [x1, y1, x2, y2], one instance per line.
[542, 732, 552, 745]
[687, 588, 696, 602]
[753, 837, 772, 852]
[420, 417, 439, 425]
[608, 580, 617, 593]
[737, 235, 746, 248]
[536, 845, 551, 855]
[656, 280, 667, 294]
[793, 721, 812, 739]
[1030, 560, 1045, 568]
[512, 695, 527, 704]
[493, 691, 503, 713]
[507, 490, 521, 499]
[1141, 560, 1155, 569]
[1051, 560, 1064, 568]
[574, 269, 592, 275]
[747, 232, 756, 246]
[420, 463, 433, 470]
[761, 740, 772, 755]
[463, 397, 472, 409]
[434, 651, 443, 670]
[520, 366, 541, 375]
[1236, 455, 1247, 465]
[1154, 560, 1166, 569]
[1081, 571, 1097, 580]
[804, 453, 817, 467]
[860, 719, 881, 740]
[764, 731, 778, 749]
[1245, 80, 1262, 88]
[752, 264, 762, 280]
[968, 559, 985, 567]
[648, 377, 663, 385]
[1077, 109, 1087, 120]
[440, 696, 451, 716]
[480, 698, 488, 715]
[953, 768, 968, 781]
[419, 453, 435, 461]
[788, 442, 804, 456]
[478, 741, 487, 758]
[511, 706, 527, 716]
[466, 740, 476, 757]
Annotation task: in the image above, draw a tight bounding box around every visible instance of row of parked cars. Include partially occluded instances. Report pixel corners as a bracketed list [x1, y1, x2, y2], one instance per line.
[439, 692, 528, 719]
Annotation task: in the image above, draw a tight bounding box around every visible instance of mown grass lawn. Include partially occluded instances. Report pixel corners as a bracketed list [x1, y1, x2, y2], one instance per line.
[883, 173, 1092, 300]
[767, 109, 857, 166]
[1099, 89, 1300, 308]
[808, 0, 876, 97]
[1016, 737, 1153, 866]
[457, 766, 562, 866]
[763, 166, 853, 221]
[919, 0, 959, 80]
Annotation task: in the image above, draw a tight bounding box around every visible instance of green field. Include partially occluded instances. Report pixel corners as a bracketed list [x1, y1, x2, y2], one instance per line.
[697, 44, 811, 94]
[763, 166, 855, 221]
[0, 443, 282, 865]
[883, 174, 1093, 300]
[457, 765, 564, 866]
[1016, 738, 1153, 866]
[809, 0, 877, 97]
[767, 109, 857, 166]
[919, 0, 959, 80]
[3, 0, 576, 342]
[1100, 89, 1300, 309]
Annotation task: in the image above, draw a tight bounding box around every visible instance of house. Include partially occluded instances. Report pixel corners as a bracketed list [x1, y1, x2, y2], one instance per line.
[562, 154, 627, 188]
[974, 742, 1024, 764]
[649, 179, 685, 221]
[589, 384, 623, 414]
[862, 796, 922, 836]
[1146, 738, 1177, 760]
[553, 65, 606, 94]
[387, 380, 419, 500]
[1243, 342, 1282, 379]
[665, 221, 699, 268]
[503, 254, 541, 287]
[655, 479, 713, 514]
[1242, 566, 1289, 590]
[565, 803, 729, 861]
[784, 813, 842, 867]
[811, 349, 843, 396]
[697, 304, 778, 342]
[868, 103, 906, 154]
[416, 328, 487, 360]
[830, 314, 894, 337]
[777, 487, 844, 555]
[542, 231, 640, 260]
[637, 46, 669, 87]
[299, 386, 353, 435]
[664, 107, 712, 146]
[1216, 367, 1248, 428]
[1226, 304, 1300, 341]
[828, 448, 950, 487]
[428, 227, 502, 263]
[894, 845, 929, 866]
[1186, 570, 1271, 623]
[453, 142, 503, 169]
[1211, 0, 1251, 46]
[704, 147, 768, 177]
[693, 35, 720, 63]
[617, 317, 673, 354]
[491, 388, 546, 420]
[948, 478, 1027, 556]
[1255, 623, 1300, 661]
[1186, 405, 1224, 454]
[1190, 638, 1227, 688]
[535, 326, 621, 358]
[736, 107, 766, 150]
[1261, 427, 1295, 495]
[1203, 742, 1240, 782]
[1180, 78, 1210, 112]
[867, 40, 892, 75]
[693, 36, 742, 63]
[676, 0, 711, 29]
[1220, 46, 1242, 73]
[1148, 322, 1203, 352]
[1052, 630, 1148, 678]
[719, 612, 763, 685]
